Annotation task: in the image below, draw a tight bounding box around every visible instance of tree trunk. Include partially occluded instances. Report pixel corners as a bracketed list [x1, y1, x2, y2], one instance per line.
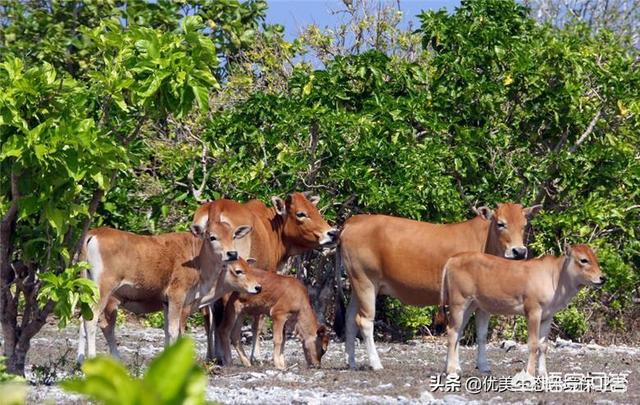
[5, 342, 29, 376]
[1, 171, 20, 373]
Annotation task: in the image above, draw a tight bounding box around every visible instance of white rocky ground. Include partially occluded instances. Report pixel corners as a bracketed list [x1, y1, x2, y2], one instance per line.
[20, 320, 640, 404]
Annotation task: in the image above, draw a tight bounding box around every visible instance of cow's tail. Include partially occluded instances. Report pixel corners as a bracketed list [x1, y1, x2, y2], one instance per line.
[78, 233, 91, 279]
[435, 261, 450, 334]
[332, 244, 347, 340]
[76, 232, 94, 364]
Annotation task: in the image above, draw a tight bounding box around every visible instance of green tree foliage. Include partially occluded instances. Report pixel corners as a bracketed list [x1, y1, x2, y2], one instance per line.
[0, 7, 224, 375]
[63, 337, 206, 405]
[173, 0, 637, 338]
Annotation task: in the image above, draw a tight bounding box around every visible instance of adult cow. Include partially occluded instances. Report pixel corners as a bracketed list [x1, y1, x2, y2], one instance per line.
[192, 192, 339, 361]
[340, 203, 541, 370]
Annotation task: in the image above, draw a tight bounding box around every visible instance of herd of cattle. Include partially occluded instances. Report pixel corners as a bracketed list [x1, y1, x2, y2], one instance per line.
[74, 192, 605, 378]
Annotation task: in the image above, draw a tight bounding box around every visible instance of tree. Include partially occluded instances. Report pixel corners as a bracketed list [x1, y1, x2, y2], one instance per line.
[0, 14, 220, 375]
[524, 0, 639, 47]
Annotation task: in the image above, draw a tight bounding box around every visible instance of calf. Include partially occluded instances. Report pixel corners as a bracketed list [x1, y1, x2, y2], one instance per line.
[219, 267, 329, 369]
[340, 203, 541, 370]
[76, 222, 259, 363]
[442, 244, 605, 377]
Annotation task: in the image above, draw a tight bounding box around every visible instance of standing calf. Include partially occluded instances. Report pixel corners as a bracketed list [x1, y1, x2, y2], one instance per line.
[442, 244, 605, 376]
[76, 223, 259, 363]
[219, 267, 329, 369]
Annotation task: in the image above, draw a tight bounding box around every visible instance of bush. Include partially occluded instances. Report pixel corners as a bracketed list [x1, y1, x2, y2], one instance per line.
[62, 337, 206, 405]
[379, 298, 436, 340]
[555, 306, 588, 341]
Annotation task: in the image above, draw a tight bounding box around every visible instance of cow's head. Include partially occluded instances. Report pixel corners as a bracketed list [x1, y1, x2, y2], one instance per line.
[271, 192, 338, 250]
[476, 202, 542, 260]
[222, 257, 262, 294]
[564, 244, 605, 287]
[190, 211, 252, 262]
[302, 324, 329, 368]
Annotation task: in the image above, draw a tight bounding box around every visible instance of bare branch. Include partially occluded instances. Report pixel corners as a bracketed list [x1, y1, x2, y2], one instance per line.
[568, 107, 602, 153]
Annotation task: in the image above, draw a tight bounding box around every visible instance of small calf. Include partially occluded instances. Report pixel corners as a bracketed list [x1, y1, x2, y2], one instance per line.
[442, 244, 605, 377]
[219, 267, 329, 369]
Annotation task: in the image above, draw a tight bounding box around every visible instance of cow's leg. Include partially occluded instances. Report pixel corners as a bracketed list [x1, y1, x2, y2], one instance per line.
[86, 276, 119, 358]
[352, 279, 381, 370]
[525, 309, 542, 377]
[76, 320, 87, 364]
[475, 309, 491, 374]
[212, 299, 226, 362]
[100, 297, 121, 359]
[537, 318, 552, 377]
[345, 295, 359, 369]
[272, 314, 287, 370]
[231, 316, 251, 367]
[165, 297, 185, 346]
[250, 314, 265, 363]
[219, 300, 241, 367]
[202, 305, 216, 362]
[446, 300, 474, 375]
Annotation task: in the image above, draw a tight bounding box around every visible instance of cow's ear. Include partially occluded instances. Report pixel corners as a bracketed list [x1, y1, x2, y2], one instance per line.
[309, 195, 320, 206]
[475, 206, 493, 221]
[271, 196, 286, 216]
[564, 243, 572, 256]
[524, 204, 542, 219]
[246, 257, 257, 266]
[190, 214, 208, 238]
[234, 225, 253, 240]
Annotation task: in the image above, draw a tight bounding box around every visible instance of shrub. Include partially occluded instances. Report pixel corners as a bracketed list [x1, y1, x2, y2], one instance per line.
[62, 337, 206, 405]
[555, 306, 588, 341]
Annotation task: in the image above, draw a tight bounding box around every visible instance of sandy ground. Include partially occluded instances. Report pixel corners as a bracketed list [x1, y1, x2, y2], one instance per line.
[22, 319, 640, 404]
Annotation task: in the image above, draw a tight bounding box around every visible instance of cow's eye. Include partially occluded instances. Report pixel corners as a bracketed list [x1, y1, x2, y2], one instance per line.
[296, 211, 308, 219]
[497, 221, 506, 229]
[209, 235, 217, 241]
[579, 258, 589, 265]
[233, 269, 244, 276]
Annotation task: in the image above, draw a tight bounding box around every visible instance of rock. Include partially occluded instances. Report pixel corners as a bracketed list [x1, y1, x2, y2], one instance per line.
[377, 383, 393, 389]
[419, 390, 435, 402]
[501, 340, 517, 352]
[554, 337, 583, 350]
[444, 394, 468, 404]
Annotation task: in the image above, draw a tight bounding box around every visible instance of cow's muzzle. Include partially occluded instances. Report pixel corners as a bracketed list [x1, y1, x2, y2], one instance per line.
[224, 251, 238, 262]
[319, 228, 339, 246]
[505, 246, 527, 260]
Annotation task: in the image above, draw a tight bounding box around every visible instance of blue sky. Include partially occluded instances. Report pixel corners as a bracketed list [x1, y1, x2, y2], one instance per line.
[265, 1, 461, 41]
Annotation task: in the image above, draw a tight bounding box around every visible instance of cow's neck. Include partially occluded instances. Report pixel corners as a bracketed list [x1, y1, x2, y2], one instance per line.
[195, 238, 222, 300]
[550, 255, 580, 310]
[471, 217, 500, 256]
[257, 209, 290, 271]
[295, 299, 320, 341]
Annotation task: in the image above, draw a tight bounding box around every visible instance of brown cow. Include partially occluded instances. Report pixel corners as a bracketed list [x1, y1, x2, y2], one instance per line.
[340, 203, 541, 370]
[219, 266, 330, 369]
[75, 222, 259, 363]
[192, 192, 338, 361]
[442, 244, 604, 376]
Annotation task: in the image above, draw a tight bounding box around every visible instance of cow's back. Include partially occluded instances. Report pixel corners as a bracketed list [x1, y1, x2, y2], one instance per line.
[237, 270, 307, 314]
[86, 228, 197, 299]
[340, 214, 488, 306]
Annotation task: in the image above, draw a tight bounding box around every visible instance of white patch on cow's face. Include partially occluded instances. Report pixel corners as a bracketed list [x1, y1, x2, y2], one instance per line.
[207, 233, 224, 255]
[318, 228, 339, 246]
[219, 213, 231, 226]
[86, 236, 103, 284]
